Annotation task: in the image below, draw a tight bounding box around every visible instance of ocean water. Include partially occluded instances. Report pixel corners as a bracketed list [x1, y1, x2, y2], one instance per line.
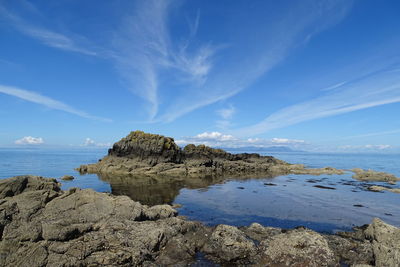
[0, 148, 399, 233]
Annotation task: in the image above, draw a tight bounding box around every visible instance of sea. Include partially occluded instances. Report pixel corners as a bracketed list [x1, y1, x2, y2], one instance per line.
[0, 147, 399, 233]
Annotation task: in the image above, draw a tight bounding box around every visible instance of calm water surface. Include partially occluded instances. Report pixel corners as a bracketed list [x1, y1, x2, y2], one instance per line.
[0, 148, 399, 233]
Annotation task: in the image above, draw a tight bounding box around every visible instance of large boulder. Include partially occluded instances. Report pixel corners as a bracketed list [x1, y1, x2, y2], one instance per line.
[258, 228, 337, 266]
[108, 130, 182, 165]
[202, 224, 257, 264]
[364, 218, 400, 266]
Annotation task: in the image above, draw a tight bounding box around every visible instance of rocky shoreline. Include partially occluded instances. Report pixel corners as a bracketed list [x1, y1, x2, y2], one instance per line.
[77, 131, 345, 177]
[0, 175, 399, 266]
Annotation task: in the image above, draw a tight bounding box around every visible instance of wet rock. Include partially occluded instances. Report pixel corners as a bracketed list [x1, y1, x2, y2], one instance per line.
[352, 168, 400, 184]
[258, 228, 337, 266]
[60, 175, 74, 181]
[364, 218, 400, 266]
[368, 185, 400, 194]
[202, 224, 256, 264]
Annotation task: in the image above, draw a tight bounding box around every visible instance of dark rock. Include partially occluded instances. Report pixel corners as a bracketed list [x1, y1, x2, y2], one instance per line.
[313, 185, 336, 190]
[76, 131, 345, 177]
[108, 130, 183, 165]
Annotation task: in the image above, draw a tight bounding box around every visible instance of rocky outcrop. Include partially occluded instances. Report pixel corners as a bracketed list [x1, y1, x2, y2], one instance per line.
[1, 175, 399, 266]
[352, 168, 400, 184]
[108, 131, 183, 166]
[0, 175, 200, 266]
[77, 130, 344, 177]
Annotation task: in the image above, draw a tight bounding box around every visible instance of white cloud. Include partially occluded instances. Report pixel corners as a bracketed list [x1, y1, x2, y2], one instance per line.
[365, 144, 391, 150]
[195, 132, 236, 141]
[82, 138, 111, 148]
[339, 144, 392, 151]
[0, 85, 111, 122]
[176, 132, 308, 149]
[15, 136, 44, 145]
[84, 138, 95, 146]
[217, 105, 235, 120]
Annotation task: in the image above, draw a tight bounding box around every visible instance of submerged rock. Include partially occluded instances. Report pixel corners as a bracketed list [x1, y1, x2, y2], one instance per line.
[0, 175, 399, 266]
[60, 175, 74, 181]
[76, 130, 344, 177]
[368, 185, 400, 194]
[352, 168, 400, 184]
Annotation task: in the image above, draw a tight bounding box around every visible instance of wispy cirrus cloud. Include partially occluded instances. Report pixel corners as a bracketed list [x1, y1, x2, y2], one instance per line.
[155, 0, 353, 122]
[111, 0, 217, 119]
[0, 4, 96, 56]
[0, 0, 353, 123]
[232, 66, 400, 136]
[343, 129, 400, 139]
[0, 85, 111, 122]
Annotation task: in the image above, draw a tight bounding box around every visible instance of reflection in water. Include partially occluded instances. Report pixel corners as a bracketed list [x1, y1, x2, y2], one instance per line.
[97, 173, 276, 206]
[98, 174, 228, 205]
[97, 172, 400, 233]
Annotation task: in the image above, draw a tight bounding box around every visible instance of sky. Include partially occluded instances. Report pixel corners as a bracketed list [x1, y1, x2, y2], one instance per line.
[1, 0, 400, 152]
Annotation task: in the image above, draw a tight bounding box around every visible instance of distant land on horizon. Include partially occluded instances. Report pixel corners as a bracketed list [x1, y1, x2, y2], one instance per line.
[220, 146, 305, 153]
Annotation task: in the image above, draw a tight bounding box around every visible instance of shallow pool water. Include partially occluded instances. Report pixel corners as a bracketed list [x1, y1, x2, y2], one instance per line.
[1, 148, 399, 233]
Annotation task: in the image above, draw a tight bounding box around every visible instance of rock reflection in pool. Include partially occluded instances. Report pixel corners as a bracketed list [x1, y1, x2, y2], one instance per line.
[97, 173, 400, 233]
[98, 174, 232, 206]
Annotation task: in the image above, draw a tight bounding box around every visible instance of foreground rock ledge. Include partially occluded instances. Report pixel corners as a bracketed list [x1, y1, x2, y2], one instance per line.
[1, 176, 399, 267]
[76, 130, 344, 177]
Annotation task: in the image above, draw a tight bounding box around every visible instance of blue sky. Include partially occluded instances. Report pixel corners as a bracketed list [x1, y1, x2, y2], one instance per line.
[1, 0, 400, 152]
